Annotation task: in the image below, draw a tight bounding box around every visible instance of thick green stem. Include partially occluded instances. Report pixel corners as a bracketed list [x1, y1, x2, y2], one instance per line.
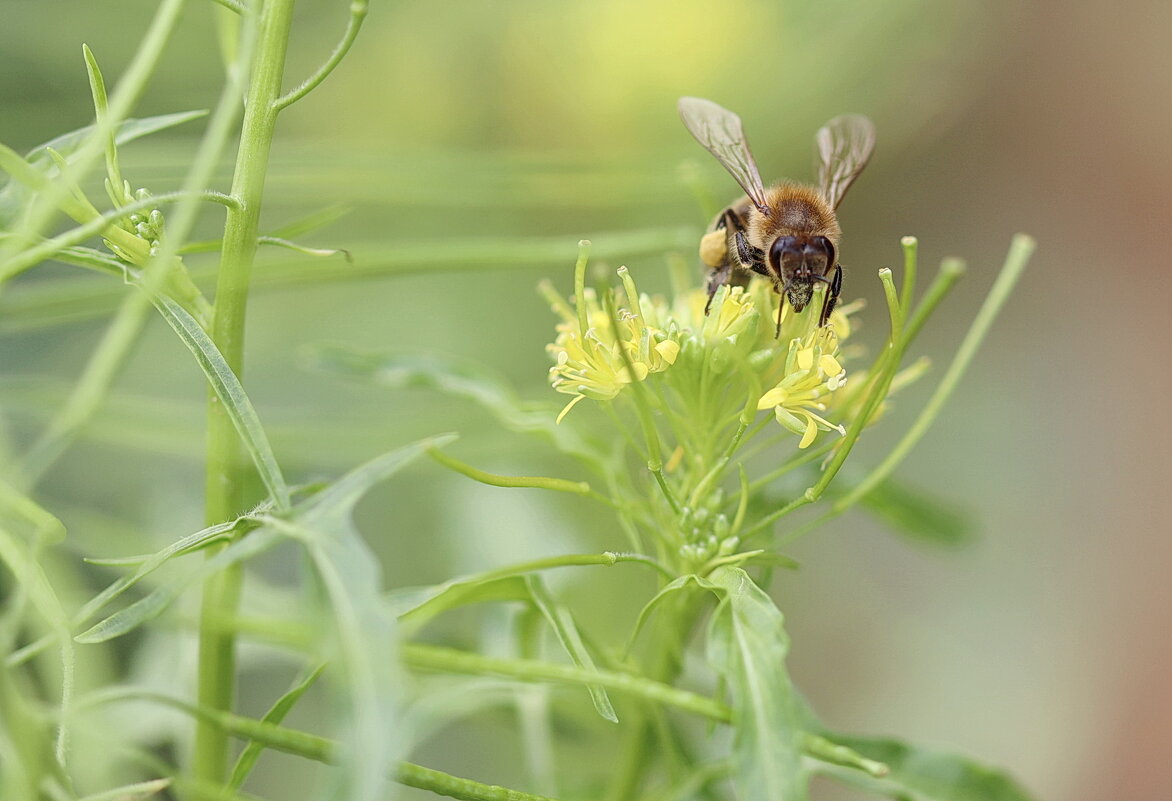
[604, 589, 708, 801]
[195, 0, 296, 786]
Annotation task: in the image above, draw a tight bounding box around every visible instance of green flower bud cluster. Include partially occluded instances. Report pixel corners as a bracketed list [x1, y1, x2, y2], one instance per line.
[104, 185, 166, 263]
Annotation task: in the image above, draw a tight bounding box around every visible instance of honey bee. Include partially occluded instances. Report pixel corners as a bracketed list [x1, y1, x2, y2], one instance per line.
[678, 96, 875, 332]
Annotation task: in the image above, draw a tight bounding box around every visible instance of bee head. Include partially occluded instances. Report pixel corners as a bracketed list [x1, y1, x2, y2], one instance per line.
[769, 235, 837, 312]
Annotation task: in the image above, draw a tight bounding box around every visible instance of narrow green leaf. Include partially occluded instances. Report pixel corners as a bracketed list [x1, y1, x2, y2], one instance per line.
[706, 567, 806, 801]
[255, 235, 352, 261]
[228, 663, 327, 790]
[396, 575, 532, 630]
[0, 485, 74, 765]
[29, 111, 209, 167]
[304, 348, 609, 469]
[626, 574, 713, 657]
[81, 44, 126, 208]
[526, 576, 617, 723]
[812, 732, 1038, 801]
[0, 111, 207, 225]
[396, 551, 652, 630]
[857, 479, 974, 547]
[260, 436, 451, 801]
[79, 516, 252, 624]
[402, 644, 729, 723]
[75, 528, 282, 643]
[152, 295, 290, 510]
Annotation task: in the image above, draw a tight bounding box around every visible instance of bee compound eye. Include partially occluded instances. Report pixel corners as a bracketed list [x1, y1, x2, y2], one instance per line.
[814, 235, 836, 265]
[769, 235, 798, 270]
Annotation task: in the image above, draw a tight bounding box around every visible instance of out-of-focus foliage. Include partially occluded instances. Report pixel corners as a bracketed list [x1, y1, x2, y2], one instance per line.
[2, 1, 1169, 800]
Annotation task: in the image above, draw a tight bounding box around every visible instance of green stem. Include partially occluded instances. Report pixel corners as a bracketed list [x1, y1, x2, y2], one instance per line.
[898, 235, 918, 312]
[777, 238, 1034, 545]
[15, 42, 250, 489]
[742, 258, 966, 538]
[428, 447, 617, 507]
[604, 590, 708, 801]
[195, 0, 296, 786]
[273, 0, 368, 111]
[0, 0, 188, 270]
[0, 190, 235, 284]
[834, 235, 1035, 511]
[403, 644, 729, 721]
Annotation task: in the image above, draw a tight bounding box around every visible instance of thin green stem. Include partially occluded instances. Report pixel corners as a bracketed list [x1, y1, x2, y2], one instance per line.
[196, 0, 297, 786]
[746, 439, 835, 494]
[16, 82, 249, 487]
[88, 689, 568, 801]
[742, 259, 966, 538]
[427, 447, 617, 508]
[573, 240, 591, 337]
[273, 0, 368, 111]
[879, 268, 902, 340]
[602, 292, 676, 511]
[899, 235, 918, 313]
[776, 240, 1032, 547]
[0, 187, 235, 284]
[0, 0, 188, 269]
[604, 591, 708, 801]
[836, 235, 1035, 511]
[402, 644, 730, 722]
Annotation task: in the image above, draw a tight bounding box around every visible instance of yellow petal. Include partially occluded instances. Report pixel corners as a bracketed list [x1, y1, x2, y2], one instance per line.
[758, 387, 788, 409]
[819, 354, 843, 376]
[797, 347, 814, 371]
[798, 416, 819, 448]
[655, 339, 680, 364]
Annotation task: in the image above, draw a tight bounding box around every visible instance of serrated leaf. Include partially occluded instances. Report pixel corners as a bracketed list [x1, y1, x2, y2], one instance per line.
[811, 732, 1037, 801]
[858, 479, 974, 548]
[706, 566, 806, 801]
[526, 576, 617, 723]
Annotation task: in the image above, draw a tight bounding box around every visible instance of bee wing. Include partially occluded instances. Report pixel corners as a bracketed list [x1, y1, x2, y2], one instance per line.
[678, 97, 770, 215]
[815, 114, 876, 209]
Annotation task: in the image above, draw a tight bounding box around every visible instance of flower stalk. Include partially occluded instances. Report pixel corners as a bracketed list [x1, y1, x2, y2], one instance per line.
[195, 0, 297, 785]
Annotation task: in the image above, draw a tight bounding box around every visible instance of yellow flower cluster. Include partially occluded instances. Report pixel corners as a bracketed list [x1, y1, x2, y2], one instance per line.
[546, 287, 680, 422]
[544, 266, 854, 450]
[757, 326, 847, 448]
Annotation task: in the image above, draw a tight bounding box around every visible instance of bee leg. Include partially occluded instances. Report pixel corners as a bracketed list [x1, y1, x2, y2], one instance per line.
[704, 263, 734, 313]
[705, 208, 756, 314]
[717, 207, 746, 233]
[819, 264, 843, 326]
[734, 230, 766, 273]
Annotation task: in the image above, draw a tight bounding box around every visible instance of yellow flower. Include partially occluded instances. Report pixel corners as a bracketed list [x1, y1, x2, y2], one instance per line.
[546, 288, 679, 422]
[757, 326, 847, 448]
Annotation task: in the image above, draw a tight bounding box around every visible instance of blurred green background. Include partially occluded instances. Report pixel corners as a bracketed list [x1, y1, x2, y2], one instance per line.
[2, 0, 1170, 799]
